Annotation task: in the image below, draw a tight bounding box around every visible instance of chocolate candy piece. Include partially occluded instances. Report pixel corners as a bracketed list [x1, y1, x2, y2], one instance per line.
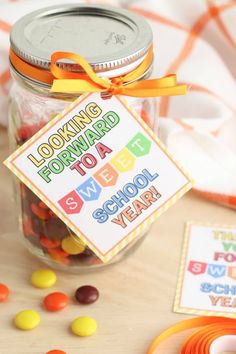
[43, 218, 68, 239]
[75, 285, 99, 304]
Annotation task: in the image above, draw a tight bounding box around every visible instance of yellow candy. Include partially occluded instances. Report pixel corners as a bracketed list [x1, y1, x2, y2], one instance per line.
[71, 316, 97, 337]
[15, 310, 40, 330]
[31, 269, 57, 289]
[61, 236, 85, 255]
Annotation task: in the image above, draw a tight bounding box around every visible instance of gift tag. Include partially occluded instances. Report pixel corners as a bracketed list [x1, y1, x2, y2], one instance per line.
[174, 222, 236, 317]
[4, 93, 192, 262]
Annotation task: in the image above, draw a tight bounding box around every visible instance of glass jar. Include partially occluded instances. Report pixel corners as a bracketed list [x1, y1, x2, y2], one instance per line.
[8, 4, 157, 271]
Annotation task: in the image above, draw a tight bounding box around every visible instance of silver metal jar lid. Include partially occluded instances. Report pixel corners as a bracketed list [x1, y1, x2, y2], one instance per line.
[10, 4, 153, 79]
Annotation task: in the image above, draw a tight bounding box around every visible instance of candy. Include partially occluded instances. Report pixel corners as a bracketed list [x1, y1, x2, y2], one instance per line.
[0, 283, 9, 302]
[39, 201, 49, 209]
[46, 351, 66, 354]
[71, 316, 97, 337]
[39, 235, 61, 249]
[48, 248, 69, 258]
[75, 285, 99, 304]
[49, 210, 57, 218]
[47, 249, 70, 265]
[15, 310, 40, 330]
[17, 123, 45, 142]
[31, 269, 57, 288]
[61, 236, 85, 255]
[31, 203, 50, 220]
[44, 292, 69, 312]
[22, 216, 36, 237]
[43, 218, 68, 238]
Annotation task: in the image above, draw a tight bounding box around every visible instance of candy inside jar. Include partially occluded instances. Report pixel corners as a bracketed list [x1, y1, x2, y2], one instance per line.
[9, 4, 157, 271]
[13, 86, 154, 269]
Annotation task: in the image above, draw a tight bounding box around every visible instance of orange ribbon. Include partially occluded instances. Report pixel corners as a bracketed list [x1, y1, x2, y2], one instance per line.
[10, 47, 187, 98]
[10, 49, 54, 85]
[147, 316, 236, 353]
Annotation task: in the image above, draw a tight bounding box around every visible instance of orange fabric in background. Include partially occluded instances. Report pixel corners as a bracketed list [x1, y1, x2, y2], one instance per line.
[130, 0, 236, 209]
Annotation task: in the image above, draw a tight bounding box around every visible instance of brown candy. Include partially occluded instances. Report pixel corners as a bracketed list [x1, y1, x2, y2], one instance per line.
[75, 286, 99, 304]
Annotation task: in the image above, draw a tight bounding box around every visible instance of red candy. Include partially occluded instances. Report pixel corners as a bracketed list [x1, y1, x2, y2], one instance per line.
[44, 292, 69, 312]
[39, 201, 49, 209]
[0, 283, 9, 302]
[46, 350, 66, 354]
[17, 123, 45, 142]
[49, 210, 57, 218]
[40, 235, 61, 249]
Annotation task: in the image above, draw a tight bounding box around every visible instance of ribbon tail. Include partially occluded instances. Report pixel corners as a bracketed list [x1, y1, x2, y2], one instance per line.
[120, 84, 187, 97]
[124, 74, 177, 88]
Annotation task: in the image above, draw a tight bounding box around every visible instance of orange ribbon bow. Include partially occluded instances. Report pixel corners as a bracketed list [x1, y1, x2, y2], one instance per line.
[10, 46, 187, 97]
[50, 47, 187, 97]
[147, 316, 236, 354]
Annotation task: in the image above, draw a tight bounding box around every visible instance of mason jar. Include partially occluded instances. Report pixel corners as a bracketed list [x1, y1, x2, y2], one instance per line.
[8, 4, 157, 271]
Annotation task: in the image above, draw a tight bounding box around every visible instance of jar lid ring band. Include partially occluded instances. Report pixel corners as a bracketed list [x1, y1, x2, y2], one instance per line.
[9, 46, 187, 98]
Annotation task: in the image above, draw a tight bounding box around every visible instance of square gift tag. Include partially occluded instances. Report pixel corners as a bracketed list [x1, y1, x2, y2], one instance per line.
[4, 93, 192, 262]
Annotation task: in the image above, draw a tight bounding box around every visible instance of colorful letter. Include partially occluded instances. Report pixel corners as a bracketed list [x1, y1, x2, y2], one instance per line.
[228, 266, 236, 280]
[58, 190, 84, 214]
[126, 132, 151, 157]
[111, 148, 135, 172]
[95, 143, 112, 159]
[207, 264, 226, 278]
[94, 163, 118, 187]
[76, 177, 102, 201]
[188, 261, 207, 275]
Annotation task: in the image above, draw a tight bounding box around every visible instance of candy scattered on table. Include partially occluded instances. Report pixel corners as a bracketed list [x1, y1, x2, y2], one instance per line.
[61, 236, 85, 255]
[1, 269, 99, 339]
[71, 316, 97, 337]
[75, 285, 99, 304]
[31, 269, 57, 289]
[15, 310, 40, 330]
[0, 283, 9, 302]
[44, 292, 69, 312]
[46, 350, 66, 354]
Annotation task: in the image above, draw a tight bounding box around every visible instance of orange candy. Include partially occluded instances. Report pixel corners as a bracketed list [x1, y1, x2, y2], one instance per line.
[48, 248, 69, 258]
[39, 235, 61, 249]
[44, 292, 69, 312]
[0, 283, 9, 302]
[46, 350, 66, 354]
[22, 217, 36, 237]
[47, 248, 70, 265]
[31, 203, 50, 220]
